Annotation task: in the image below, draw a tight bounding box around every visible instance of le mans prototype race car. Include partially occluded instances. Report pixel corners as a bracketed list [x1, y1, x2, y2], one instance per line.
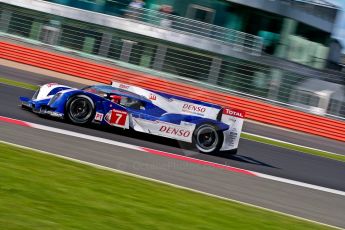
[20, 81, 245, 154]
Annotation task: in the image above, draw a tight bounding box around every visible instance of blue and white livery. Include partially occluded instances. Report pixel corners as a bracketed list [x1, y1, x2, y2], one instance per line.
[20, 81, 245, 154]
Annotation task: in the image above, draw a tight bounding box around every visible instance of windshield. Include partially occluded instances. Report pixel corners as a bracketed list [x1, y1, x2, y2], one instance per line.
[83, 85, 145, 110]
[83, 85, 142, 98]
[120, 96, 143, 110]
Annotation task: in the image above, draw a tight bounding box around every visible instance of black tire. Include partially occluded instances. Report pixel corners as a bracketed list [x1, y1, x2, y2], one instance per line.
[193, 124, 223, 154]
[66, 95, 95, 124]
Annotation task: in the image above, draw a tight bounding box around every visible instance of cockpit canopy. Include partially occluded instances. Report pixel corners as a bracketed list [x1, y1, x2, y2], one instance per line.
[83, 85, 146, 110]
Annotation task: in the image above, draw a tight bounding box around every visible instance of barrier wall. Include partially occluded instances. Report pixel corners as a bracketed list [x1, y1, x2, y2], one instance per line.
[1, 41, 344, 142]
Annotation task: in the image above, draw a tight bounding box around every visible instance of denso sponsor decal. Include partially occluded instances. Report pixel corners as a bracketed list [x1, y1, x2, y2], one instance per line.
[159, 125, 191, 137]
[223, 108, 246, 118]
[182, 103, 206, 115]
[119, 84, 130, 89]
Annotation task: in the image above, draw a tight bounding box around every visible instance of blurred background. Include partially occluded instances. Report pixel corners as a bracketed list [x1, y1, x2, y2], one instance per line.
[1, 0, 345, 119]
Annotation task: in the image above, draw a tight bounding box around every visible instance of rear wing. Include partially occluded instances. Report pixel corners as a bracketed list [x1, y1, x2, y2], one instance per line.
[219, 108, 246, 151]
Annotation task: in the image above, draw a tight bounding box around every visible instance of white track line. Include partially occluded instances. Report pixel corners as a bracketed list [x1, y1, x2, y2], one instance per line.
[243, 132, 344, 157]
[1, 115, 345, 197]
[0, 140, 343, 230]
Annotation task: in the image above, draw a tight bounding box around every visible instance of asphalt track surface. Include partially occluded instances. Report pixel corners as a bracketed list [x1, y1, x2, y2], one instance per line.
[1, 123, 345, 228]
[1, 63, 344, 154]
[2, 83, 345, 190]
[1, 65, 345, 227]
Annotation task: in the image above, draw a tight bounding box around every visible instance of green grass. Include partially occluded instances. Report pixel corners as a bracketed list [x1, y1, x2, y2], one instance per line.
[0, 77, 39, 91]
[0, 142, 335, 230]
[241, 133, 345, 163]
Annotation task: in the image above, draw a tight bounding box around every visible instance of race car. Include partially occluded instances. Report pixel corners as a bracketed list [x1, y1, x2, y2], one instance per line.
[20, 81, 245, 154]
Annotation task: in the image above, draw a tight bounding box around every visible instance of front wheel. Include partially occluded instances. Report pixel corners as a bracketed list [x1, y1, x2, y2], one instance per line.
[193, 124, 223, 154]
[66, 95, 94, 124]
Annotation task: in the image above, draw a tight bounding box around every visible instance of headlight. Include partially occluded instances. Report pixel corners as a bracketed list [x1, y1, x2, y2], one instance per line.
[32, 88, 40, 100]
[48, 93, 61, 106]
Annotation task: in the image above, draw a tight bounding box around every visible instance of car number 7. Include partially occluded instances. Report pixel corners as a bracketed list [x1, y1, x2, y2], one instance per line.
[110, 109, 128, 126]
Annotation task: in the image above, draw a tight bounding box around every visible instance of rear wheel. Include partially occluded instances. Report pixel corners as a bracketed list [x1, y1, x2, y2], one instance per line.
[193, 124, 223, 154]
[66, 95, 94, 124]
